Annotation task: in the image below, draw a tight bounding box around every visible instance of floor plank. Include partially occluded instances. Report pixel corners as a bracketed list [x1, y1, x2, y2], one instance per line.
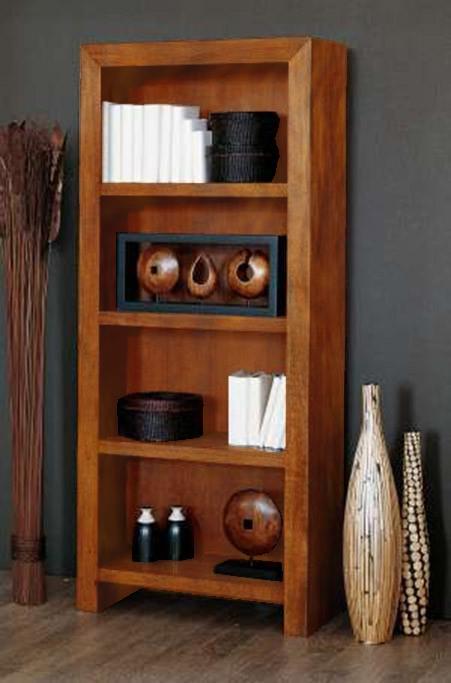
[0, 571, 449, 682]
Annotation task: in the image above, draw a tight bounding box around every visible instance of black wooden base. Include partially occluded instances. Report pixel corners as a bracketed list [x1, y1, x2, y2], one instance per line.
[214, 559, 283, 582]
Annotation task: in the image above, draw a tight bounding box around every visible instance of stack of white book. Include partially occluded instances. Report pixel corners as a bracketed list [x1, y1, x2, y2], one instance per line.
[102, 102, 212, 183]
[228, 371, 286, 450]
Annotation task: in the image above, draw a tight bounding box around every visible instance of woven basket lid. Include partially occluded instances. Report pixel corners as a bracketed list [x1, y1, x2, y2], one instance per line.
[208, 111, 280, 141]
[208, 111, 279, 125]
[117, 392, 203, 413]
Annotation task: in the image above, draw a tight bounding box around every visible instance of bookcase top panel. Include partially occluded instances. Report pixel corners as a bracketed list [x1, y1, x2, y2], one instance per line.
[81, 36, 316, 67]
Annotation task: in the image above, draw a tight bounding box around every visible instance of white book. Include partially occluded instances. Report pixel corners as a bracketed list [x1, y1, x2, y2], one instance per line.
[264, 377, 284, 449]
[180, 118, 207, 182]
[276, 376, 287, 450]
[102, 101, 110, 182]
[247, 373, 273, 447]
[258, 375, 281, 448]
[120, 104, 134, 182]
[228, 371, 250, 446]
[170, 106, 200, 182]
[266, 375, 286, 450]
[142, 104, 161, 182]
[192, 129, 213, 183]
[159, 105, 173, 182]
[132, 105, 144, 182]
[108, 103, 122, 182]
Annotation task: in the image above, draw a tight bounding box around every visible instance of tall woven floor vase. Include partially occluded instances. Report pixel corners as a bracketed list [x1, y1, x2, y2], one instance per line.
[343, 384, 402, 644]
[0, 122, 65, 605]
[399, 432, 430, 635]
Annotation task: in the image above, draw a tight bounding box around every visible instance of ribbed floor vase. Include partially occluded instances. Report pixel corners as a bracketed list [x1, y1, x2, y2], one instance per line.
[399, 432, 430, 635]
[0, 122, 65, 605]
[343, 384, 402, 644]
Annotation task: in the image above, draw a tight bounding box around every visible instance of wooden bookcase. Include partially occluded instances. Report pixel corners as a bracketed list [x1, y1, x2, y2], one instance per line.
[77, 37, 347, 637]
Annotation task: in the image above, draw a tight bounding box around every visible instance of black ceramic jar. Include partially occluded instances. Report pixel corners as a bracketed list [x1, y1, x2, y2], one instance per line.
[165, 506, 194, 561]
[132, 507, 160, 562]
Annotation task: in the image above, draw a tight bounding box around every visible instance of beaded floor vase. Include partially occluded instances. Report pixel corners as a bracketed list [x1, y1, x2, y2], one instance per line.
[399, 432, 430, 635]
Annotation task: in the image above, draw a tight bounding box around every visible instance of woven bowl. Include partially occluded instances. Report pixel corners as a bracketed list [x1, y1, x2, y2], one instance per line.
[208, 112, 280, 147]
[117, 391, 203, 442]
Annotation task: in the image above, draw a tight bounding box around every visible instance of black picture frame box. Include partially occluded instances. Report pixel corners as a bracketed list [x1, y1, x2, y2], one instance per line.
[116, 233, 286, 317]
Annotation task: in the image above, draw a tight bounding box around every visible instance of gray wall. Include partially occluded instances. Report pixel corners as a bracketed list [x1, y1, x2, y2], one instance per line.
[0, 1, 450, 617]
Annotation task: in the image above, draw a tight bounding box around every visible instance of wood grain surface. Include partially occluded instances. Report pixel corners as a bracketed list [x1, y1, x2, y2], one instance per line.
[99, 433, 286, 469]
[101, 182, 287, 197]
[1, 573, 450, 682]
[100, 196, 287, 311]
[77, 36, 347, 636]
[284, 38, 347, 635]
[123, 459, 284, 561]
[85, 37, 308, 66]
[99, 310, 287, 333]
[98, 326, 285, 436]
[98, 554, 283, 605]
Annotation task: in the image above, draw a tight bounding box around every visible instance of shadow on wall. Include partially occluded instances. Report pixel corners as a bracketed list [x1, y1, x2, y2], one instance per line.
[396, 385, 447, 618]
[424, 432, 448, 617]
[344, 48, 356, 482]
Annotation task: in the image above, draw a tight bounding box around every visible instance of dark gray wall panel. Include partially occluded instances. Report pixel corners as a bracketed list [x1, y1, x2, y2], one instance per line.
[0, 0, 450, 617]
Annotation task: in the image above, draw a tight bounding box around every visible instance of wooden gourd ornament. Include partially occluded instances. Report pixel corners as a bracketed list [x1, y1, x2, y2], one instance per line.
[187, 252, 217, 299]
[137, 247, 180, 295]
[223, 489, 282, 558]
[227, 249, 269, 299]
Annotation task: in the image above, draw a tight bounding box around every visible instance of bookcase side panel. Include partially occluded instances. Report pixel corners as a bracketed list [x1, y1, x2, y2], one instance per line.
[77, 48, 102, 610]
[77, 51, 136, 612]
[283, 42, 313, 636]
[307, 40, 347, 633]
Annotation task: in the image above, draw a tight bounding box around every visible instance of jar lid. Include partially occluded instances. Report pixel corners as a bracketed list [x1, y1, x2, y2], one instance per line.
[138, 507, 156, 524]
[168, 506, 186, 522]
[118, 392, 203, 413]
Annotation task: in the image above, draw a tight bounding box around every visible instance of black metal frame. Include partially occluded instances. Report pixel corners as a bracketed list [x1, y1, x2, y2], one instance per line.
[116, 233, 286, 317]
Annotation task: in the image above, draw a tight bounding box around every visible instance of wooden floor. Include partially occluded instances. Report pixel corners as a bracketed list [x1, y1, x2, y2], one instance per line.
[0, 572, 449, 682]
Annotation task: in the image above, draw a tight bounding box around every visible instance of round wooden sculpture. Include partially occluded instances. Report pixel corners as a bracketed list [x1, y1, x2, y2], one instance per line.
[223, 489, 282, 558]
[227, 249, 270, 299]
[187, 252, 217, 299]
[137, 247, 179, 295]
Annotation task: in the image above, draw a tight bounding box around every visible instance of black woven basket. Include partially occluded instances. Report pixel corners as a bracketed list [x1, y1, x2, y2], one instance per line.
[212, 141, 279, 154]
[117, 392, 203, 442]
[211, 150, 279, 183]
[208, 112, 280, 147]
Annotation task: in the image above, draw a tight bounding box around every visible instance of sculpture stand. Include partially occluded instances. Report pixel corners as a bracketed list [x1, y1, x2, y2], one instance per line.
[214, 558, 283, 582]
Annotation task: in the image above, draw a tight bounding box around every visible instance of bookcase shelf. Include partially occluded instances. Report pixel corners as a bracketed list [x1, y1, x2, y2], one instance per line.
[99, 310, 287, 333]
[99, 433, 286, 469]
[78, 37, 346, 637]
[101, 182, 288, 198]
[98, 553, 284, 605]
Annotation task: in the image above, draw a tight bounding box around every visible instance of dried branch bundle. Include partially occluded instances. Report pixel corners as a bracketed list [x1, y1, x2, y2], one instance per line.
[0, 121, 65, 605]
